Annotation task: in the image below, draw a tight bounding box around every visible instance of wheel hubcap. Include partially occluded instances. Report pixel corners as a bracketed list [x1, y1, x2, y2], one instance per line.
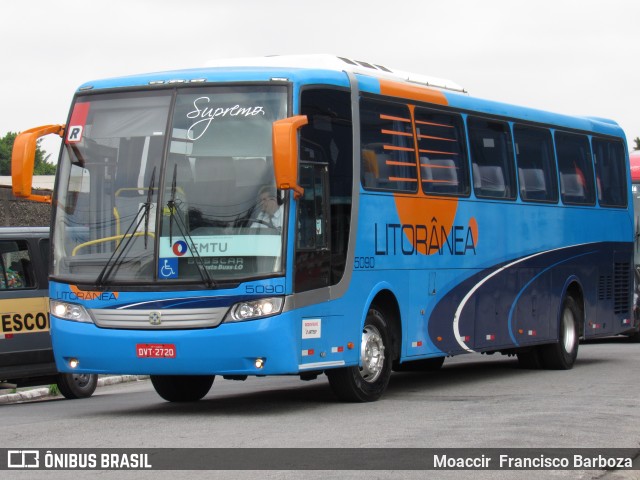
[562, 309, 577, 353]
[73, 374, 92, 388]
[359, 325, 385, 383]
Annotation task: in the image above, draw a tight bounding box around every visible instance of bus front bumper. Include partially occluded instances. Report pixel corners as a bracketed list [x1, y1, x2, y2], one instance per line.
[50, 314, 301, 376]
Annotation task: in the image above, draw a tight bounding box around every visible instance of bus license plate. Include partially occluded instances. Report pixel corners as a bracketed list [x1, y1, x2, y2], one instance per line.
[136, 344, 176, 358]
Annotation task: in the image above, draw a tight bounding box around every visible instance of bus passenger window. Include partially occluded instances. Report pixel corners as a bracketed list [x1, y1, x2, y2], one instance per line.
[513, 124, 558, 203]
[468, 117, 516, 200]
[592, 138, 627, 208]
[415, 108, 469, 196]
[555, 132, 595, 205]
[360, 99, 417, 192]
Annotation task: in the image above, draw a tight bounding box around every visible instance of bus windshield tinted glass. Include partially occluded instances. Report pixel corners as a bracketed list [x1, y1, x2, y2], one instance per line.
[161, 86, 287, 282]
[53, 86, 288, 284]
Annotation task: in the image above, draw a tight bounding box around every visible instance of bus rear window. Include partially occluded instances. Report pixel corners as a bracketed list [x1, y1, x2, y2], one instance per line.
[592, 138, 627, 208]
[555, 132, 595, 206]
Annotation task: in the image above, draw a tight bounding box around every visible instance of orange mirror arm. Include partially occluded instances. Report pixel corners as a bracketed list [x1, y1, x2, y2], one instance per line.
[12, 124, 65, 203]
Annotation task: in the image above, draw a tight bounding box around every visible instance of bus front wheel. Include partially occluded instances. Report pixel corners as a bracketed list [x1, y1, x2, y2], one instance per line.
[57, 373, 98, 399]
[540, 295, 580, 370]
[150, 375, 214, 402]
[326, 307, 392, 402]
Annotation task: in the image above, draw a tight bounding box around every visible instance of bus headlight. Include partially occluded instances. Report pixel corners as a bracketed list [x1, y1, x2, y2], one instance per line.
[50, 300, 94, 323]
[226, 297, 284, 322]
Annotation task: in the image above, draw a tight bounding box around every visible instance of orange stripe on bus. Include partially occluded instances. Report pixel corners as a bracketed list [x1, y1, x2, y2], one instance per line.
[384, 145, 415, 152]
[420, 163, 457, 169]
[419, 149, 457, 156]
[381, 129, 413, 137]
[380, 114, 411, 123]
[418, 134, 456, 142]
[379, 79, 449, 106]
[388, 177, 418, 182]
[415, 119, 453, 128]
[387, 160, 417, 167]
[394, 195, 459, 255]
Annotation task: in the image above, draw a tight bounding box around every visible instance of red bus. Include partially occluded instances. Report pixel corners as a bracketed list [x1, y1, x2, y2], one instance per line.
[630, 150, 640, 340]
[630, 150, 640, 182]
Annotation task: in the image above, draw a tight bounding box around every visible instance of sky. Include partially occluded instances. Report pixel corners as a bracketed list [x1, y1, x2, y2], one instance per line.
[2, 0, 639, 160]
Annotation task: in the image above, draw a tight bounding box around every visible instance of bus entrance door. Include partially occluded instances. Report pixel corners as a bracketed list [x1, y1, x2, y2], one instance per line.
[294, 162, 330, 292]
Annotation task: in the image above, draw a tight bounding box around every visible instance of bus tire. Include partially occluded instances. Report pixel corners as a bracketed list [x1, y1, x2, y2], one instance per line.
[326, 307, 392, 402]
[393, 356, 445, 372]
[150, 375, 214, 402]
[56, 373, 98, 399]
[540, 295, 580, 370]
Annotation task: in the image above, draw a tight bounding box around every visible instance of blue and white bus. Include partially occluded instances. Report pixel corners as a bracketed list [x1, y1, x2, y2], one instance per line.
[12, 55, 634, 402]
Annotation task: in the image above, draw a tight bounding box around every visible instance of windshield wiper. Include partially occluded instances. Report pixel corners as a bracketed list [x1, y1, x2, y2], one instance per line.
[143, 167, 156, 249]
[168, 164, 177, 244]
[166, 166, 215, 288]
[95, 168, 156, 288]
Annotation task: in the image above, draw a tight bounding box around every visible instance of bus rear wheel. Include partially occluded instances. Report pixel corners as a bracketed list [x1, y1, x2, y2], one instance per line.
[326, 307, 392, 402]
[540, 295, 580, 370]
[150, 375, 214, 402]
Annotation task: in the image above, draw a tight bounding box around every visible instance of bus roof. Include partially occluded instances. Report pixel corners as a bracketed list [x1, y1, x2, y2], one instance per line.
[74, 54, 624, 139]
[204, 54, 467, 93]
[77, 54, 466, 94]
[630, 150, 640, 182]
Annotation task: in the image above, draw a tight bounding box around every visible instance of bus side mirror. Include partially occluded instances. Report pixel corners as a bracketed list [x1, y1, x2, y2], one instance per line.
[272, 115, 308, 199]
[12, 124, 65, 204]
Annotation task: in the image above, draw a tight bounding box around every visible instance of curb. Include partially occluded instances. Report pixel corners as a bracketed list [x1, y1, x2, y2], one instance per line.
[0, 375, 149, 404]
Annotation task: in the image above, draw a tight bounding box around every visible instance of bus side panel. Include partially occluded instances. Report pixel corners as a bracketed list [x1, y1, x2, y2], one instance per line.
[355, 180, 632, 361]
[425, 242, 629, 354]
[510, 266, 554, 345]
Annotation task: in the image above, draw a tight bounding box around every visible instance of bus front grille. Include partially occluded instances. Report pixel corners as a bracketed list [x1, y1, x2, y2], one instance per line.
[88, 307, 228, 329]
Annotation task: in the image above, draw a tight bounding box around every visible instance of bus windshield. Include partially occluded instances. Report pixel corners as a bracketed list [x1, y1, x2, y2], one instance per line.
[52, 85, 289, 285]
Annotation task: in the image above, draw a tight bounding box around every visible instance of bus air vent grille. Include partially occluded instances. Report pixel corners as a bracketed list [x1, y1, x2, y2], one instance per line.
[597, 275, 613, 301]
[613, 262, 631, 315]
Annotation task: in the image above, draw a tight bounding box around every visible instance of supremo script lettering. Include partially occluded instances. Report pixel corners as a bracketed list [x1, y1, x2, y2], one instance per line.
[187, 97, 265, 140]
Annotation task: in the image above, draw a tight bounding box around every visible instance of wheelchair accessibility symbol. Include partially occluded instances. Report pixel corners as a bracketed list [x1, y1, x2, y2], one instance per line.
[158, 258, 178, 279]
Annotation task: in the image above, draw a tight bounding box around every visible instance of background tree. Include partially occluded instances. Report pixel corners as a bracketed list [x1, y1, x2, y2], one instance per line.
[634, 137, 640, 151]
[0, 131, 57, 176]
